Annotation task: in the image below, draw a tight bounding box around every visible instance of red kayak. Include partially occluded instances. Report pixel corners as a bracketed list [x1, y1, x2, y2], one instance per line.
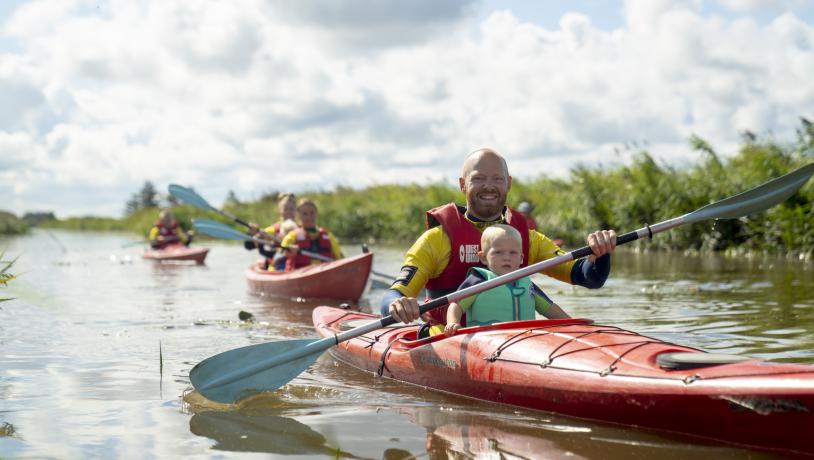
[246, 252, 372, 301]
[313, 307, 814, 456]
[142, 244, 209, 264]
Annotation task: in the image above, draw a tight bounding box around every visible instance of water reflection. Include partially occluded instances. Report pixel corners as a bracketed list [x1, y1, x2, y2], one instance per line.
[189, 411, 357, 457]
[397, 405, 779, 460]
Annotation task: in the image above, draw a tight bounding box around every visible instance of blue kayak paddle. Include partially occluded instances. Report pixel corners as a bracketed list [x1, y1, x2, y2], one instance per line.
[192, 218, 334, 262]
[189, 162, 814, 404]
[168, 184, 251, 228]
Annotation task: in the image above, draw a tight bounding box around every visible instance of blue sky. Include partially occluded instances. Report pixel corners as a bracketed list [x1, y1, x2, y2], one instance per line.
[2, 0, 813, 217]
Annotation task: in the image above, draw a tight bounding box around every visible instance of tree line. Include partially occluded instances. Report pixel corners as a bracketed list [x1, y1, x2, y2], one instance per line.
[34, 119, 814, 256]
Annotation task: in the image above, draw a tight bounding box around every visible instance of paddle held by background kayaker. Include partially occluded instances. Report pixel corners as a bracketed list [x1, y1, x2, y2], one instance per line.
[149, 209, 194, 249]
[280, 198, 344, 271]
[245, 192, 297, 271]
[382, 148, 617, 327]
[442, 224, 570, 337]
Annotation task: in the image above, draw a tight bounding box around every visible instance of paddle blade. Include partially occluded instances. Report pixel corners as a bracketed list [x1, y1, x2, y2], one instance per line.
[190, 339, 323, 404]
[687, 162, 814, 224]
[169, 184, 217, 212]
[192, 219, 251, 242]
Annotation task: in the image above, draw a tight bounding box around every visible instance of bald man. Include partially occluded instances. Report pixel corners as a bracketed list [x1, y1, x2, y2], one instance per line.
[381, 148, 617, 328]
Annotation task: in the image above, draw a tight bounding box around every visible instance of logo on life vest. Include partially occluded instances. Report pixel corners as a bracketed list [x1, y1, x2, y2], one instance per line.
[459, 244, 479, 263]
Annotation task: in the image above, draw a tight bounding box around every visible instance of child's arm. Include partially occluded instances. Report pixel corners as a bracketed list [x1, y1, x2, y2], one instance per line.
[445, 302, 463, 336]
[531, 283, 571, 319]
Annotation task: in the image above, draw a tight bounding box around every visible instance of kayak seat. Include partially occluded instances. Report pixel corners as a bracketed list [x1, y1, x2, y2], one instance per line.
[657, 352, 753, 370]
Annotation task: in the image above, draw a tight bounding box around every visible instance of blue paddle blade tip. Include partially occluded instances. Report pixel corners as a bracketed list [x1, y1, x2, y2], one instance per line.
[190, 338, 323, 404]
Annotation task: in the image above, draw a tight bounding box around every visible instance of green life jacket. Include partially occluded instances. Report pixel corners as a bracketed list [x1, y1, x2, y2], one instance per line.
[466, 267, 537, 326]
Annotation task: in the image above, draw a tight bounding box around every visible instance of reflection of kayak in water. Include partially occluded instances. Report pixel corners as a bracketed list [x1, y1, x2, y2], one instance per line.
[313, 306, 814, 456]
[398, 404, 748, 459]
[402, 405, 589, 460]
[188, 410, 362, 457]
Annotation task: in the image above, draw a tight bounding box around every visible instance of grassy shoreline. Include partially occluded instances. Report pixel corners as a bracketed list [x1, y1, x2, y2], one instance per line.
[0, 211, 27, 236]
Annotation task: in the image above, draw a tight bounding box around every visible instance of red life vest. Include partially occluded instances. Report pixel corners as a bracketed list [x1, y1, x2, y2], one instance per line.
[153, 221, 180, 248]
[423, 203, 530, 325]
[285, 227, 333, 271]
[526, 215, 539, 230]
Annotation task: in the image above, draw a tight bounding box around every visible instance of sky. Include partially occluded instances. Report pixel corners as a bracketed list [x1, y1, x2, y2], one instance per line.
[2, 0, 813, 218]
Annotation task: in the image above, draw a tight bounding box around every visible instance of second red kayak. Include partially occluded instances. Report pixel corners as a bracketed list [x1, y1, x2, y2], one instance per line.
[246, 252, 373, 301]
[142, 244, 209, 264]
[313, 306, 814, 456]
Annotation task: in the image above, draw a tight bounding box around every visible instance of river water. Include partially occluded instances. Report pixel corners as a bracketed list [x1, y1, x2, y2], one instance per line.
[1, 229, 812, 459]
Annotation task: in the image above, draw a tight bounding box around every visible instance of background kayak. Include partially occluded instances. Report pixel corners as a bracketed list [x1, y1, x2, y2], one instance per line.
[141, 244, 209, 264]
[245, 252, 373, 301]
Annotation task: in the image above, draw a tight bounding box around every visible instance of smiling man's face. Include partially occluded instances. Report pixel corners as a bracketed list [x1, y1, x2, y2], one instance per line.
[459, 149, 512, 221]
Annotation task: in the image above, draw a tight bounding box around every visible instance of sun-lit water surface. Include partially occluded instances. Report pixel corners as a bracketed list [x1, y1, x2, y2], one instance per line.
[1, 229, 812, 459]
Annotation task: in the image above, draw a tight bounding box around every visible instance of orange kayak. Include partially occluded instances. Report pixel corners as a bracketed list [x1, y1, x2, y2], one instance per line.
[246, 252, 372, 301]
[142, 244, 209, 264]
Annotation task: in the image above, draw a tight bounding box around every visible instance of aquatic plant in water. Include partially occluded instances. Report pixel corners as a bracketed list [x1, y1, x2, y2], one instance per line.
[0, 249, 18, 303]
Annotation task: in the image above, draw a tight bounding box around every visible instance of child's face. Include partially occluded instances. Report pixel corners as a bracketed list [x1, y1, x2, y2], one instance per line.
[279, 199, 296, 219]
[480, 234, 522, 275]
[297, 204, 318, 228]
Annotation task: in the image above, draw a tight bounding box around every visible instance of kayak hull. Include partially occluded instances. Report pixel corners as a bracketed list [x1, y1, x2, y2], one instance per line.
[312, 306, 814, 456]
[142, 244, 209, 264]
[246, 253, 372, 301]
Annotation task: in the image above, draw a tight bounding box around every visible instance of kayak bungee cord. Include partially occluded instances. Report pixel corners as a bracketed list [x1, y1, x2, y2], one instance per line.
[480, 325, 814, 383]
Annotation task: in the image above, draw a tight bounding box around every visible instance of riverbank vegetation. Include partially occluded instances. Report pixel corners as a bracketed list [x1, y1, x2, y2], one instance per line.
[36, 121, 814, 256]
[0, 211, 28, 235]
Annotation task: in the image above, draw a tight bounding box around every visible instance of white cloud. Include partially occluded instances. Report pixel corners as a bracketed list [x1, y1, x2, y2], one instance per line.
[1, 0, 813, 217]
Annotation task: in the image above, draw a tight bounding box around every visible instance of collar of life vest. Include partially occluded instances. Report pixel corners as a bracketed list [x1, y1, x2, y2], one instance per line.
[464, 208, 507, 231]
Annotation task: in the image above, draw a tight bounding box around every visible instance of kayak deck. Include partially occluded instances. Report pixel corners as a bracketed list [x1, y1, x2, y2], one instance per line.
[313, 307, 814, 456]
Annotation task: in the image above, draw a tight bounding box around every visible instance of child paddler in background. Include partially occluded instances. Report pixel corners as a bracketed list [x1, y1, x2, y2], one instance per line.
[382, 148, 617, 331]
[149, 209, 194, 249]
[245, 193, 297, 271]
[442, 224, 570, 337]
[280, 198, 343, 271]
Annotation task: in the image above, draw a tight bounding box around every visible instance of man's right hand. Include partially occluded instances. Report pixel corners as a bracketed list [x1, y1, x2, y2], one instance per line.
[248, 223, 260, 236]
[388, 296, 421, 324]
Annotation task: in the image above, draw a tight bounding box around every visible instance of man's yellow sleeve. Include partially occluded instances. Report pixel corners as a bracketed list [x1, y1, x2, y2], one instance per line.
[527, 230, 575, 283]
[148, 227, 159, 241]
[391, 226, 451, 298]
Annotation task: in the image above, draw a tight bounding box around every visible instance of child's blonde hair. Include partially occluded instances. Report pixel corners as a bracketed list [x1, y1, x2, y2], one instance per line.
[297, 198, 317, 211]
[481, 224, 522, 254]
[278, 192, 296, 205]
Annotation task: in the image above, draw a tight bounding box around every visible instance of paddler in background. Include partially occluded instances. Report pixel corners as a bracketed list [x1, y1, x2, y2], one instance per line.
[280, 198, 343, 271]
[516, 201, 539, 230]
[149, 209, 194, 249]
[381, 148, 617, 334]
[245, 192, 297, 271]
